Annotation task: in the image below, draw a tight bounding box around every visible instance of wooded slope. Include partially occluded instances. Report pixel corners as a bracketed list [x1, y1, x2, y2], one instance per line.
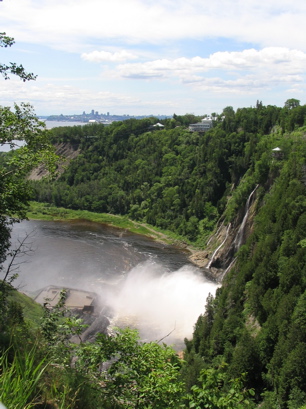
[32, 102, 306, 408]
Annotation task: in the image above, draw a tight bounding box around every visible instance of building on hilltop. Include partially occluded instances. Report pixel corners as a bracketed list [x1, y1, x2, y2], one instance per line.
[189, 118, 213, 132]
[148, 122, 165, 131]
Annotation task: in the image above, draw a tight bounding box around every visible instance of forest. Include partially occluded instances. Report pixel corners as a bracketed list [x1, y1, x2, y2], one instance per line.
[1, 98, 306, 408]
[2, 29, 306, 409]
[34, 99, 306, 245]
[31, 100, 306, 408]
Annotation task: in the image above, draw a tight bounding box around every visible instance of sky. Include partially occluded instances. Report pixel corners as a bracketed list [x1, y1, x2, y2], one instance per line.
[1, 0, 306, 116]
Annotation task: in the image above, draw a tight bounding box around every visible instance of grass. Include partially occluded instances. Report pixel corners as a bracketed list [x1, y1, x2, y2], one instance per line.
[27, 201, 191, 248]
[0, 345, 48, 409]
[7, 289, 44, 327]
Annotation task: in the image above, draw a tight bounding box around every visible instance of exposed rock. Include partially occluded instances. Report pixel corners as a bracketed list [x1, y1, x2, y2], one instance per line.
[189, 187, 259, 282]
[28, 142, 80, 180]
[80, 314, 111, 342]
[189, 250, 209, 268]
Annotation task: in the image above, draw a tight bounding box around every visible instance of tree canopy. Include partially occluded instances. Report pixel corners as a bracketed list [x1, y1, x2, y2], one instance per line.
[0, 32, 37, 81]
[0, 35, 57, 332]
[1, 32, 306, 409]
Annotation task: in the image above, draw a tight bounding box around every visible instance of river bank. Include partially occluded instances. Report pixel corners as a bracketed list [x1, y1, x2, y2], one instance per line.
[27, 201, 196, 253]
[27, 203, 218, 276]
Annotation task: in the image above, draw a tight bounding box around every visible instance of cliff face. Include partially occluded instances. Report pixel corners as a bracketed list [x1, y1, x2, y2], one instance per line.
[28, 142, 80, 180]
[187, 134, 306, 407]
[190, 186, 258, 281]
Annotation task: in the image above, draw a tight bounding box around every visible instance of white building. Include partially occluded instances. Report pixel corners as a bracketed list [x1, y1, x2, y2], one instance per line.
[189, 118, 213, 132]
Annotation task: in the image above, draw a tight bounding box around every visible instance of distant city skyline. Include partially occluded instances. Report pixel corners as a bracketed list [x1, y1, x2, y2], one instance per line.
[44, 109, 172, 120]
[1, 0, 306, 116]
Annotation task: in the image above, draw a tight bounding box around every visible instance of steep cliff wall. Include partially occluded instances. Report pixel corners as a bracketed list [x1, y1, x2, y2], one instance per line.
[190, 185, 259, 281]
[28, 142, 80, 180]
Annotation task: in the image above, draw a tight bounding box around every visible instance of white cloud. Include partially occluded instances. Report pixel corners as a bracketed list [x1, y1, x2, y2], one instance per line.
[182, 75, 290, 95]
[0, 79, 139, 111]
[2, 0, 306, 51]
[2, 0, 306, 114]
[0, 78, 178, 114]
[115, 48, 306, 86]
[94, 47, 304, 97]
[81, 50, 138, 63]
[2, 45, 304, 114]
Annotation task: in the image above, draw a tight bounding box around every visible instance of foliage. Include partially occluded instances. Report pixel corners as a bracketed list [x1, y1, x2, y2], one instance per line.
[74, 328, 185, 409]
[33, 102, 306, 246]
[0, 36, 59, 409]
[185, 128, 306, 408]
[3, 95, 306, 407]
[0, 345, 48, 409]
[0, 32, 37, 81]
[0, 36, 57, 280]
[37, 292, 184, 408]
[187, 364, 255, 409]
[0, 36, 56, 212]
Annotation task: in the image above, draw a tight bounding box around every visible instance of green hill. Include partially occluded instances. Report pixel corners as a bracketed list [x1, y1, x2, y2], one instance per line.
[7, 287, 44, 326]
[2, 101, 306, 408]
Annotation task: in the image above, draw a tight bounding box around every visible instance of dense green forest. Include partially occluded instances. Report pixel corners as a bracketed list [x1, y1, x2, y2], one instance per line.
[1, 98, 306, 408]
[1, 24, 306, 409]
[34, 99, 305, 245]
[31, 100, 306, 408]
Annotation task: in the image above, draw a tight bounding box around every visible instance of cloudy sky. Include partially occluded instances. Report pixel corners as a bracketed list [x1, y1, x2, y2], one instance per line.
[1, 0, 306, 116]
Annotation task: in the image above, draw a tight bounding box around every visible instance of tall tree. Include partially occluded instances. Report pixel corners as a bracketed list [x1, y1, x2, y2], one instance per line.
[0, 32, 37, 81]
[0, 35, 56, 284]
[284, 98, 300, 109]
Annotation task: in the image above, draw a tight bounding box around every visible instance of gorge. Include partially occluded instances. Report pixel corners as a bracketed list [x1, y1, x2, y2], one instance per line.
[9, 219, 217, 347]
[2, 103, 306, 408]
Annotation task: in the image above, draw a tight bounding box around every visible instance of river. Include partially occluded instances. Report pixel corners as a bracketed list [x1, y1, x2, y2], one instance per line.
[8, 219, 218, 346]
[43, 120, 88, 129]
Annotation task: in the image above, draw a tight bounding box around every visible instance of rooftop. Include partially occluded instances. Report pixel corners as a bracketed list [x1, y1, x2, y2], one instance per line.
[34, 286, 97, 310]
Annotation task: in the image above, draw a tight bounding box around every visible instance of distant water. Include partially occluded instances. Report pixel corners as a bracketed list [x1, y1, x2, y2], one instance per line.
[43, 120, 88, 129]
[0, 120, 88, 152]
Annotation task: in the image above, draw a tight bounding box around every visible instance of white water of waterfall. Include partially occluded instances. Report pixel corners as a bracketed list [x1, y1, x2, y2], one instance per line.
[105, 261, 218, 347]
[207, 223, 231, 269]
[234, 185, 258, 251]
[207, 222, 223, 246]
[221, 257, 237, 280]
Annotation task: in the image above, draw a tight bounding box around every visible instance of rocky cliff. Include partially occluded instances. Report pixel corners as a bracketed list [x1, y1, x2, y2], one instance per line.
[28, 142, 80, 180]
[190, 185, 259, 282]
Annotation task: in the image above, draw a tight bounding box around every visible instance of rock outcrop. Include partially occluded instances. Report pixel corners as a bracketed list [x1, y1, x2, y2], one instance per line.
[28, 142, 80, 180]
[190, 186, 258, 282]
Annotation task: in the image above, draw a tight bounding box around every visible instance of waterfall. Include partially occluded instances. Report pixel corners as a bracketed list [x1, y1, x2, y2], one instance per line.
[234, 185, 258, 251]
[207, 223, 231, 269]
[207, 222, 223, 246]
[221, 257, 237, 280]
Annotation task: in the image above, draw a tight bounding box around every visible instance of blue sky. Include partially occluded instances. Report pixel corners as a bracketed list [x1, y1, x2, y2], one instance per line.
[1, 0, 306, 116]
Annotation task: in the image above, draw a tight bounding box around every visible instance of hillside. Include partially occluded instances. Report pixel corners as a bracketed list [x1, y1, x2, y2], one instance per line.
[25, 102, 306, 407]
[185, 134, 306, 408]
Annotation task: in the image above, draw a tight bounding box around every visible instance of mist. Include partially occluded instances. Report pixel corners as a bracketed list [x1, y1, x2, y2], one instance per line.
[103, 261, 218, 347]
[7, 221, 218, 348]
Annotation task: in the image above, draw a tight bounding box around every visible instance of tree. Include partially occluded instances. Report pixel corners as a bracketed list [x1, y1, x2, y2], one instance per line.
[72, 328, 184, 409]
[0, 103, 57, 267]
[0, 35, 57, 333]
[187, 364, 255, 409]
[0, 32, 56, 255]
[0, 32, 37, 81]
[284, 99, 300, 109]
[40, 299, 185, 409]
[222, 106, 235, 117]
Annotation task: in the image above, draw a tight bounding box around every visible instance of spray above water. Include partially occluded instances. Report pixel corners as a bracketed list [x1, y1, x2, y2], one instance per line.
[103, 261, 218, 347]
[9, 221, 218, 349]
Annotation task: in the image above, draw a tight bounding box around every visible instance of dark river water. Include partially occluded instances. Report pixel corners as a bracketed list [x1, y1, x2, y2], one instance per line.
[8, 219, 218, 346]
